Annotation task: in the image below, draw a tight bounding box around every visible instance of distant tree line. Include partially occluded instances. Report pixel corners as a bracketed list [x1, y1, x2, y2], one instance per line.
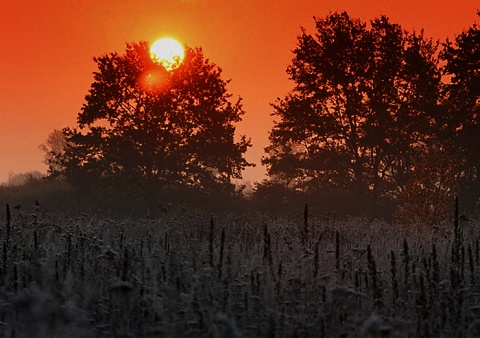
[3, 171, 44, 187]
[40, 11, 479, 219]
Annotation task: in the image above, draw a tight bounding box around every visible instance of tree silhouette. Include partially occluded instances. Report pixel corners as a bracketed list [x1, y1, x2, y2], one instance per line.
[262, 12, 442, 201]
[440, 16, 480, 209]
[395, 142, 458, 225]
[51, 42, 253, 197]
[39, 129, 67, 173]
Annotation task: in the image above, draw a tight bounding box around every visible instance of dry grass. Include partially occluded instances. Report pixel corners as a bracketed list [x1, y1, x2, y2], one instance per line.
[0, 204, 479, 337]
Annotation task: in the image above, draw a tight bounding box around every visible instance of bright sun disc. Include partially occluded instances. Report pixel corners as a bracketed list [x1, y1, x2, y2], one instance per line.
[150, 38, 185, 71]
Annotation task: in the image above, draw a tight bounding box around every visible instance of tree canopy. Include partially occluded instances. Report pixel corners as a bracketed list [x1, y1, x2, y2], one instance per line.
[262, 12, 443, 201]
[440, 17, 480, 209]
[50, 42, 253, 197]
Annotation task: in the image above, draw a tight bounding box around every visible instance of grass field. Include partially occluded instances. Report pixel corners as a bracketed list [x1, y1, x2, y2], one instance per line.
[0, 202, 479, 337]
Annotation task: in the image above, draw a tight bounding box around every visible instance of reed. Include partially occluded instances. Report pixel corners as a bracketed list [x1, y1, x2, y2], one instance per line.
[335, 230, 340, 270]
[303, 202, 308, 245]
[218, 226, 225, 279]
[209, 216, 214, 268]
[390, 250, 399, 305]
[6, 204, 11, 244]
[263, 222, 272, 267]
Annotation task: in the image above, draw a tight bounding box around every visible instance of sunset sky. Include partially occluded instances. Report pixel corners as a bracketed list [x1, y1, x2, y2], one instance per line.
[0, 0, 478, 184]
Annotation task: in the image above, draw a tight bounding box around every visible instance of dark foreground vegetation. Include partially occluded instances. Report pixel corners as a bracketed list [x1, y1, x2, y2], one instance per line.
[1, 185, 480, 337]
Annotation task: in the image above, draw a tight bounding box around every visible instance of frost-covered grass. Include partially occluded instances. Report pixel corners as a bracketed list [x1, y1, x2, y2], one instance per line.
[1, 205, 480, 337]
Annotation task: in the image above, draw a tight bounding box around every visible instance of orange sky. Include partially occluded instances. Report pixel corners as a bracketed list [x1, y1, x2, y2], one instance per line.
[0, 0, 478, 184]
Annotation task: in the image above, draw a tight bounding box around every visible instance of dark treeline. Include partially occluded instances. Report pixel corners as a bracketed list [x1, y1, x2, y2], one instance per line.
[5, 11, 479, 221]
[260, 12, 480, 223]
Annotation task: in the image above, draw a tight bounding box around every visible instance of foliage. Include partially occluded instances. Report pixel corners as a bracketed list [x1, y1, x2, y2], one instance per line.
[4, 171, 45, 187]
[39, 129, 67, 174]
[395, 142, 458, 225]
[263, 12, 442, 201]
[50, 42, 252, 197]
[440, 17, 480, 210]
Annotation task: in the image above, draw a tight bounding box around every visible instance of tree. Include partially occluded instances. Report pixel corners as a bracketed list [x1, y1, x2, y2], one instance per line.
[440, 15, 480, 210]
[51, 42, 253, 197]
[39, 129, 67, 173]
[395, 142, 458, 225]
[6, 171, 44, 186]
[262, 12, 442, 201]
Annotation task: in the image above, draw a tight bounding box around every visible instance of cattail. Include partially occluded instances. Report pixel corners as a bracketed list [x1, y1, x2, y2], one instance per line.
[119, 228, 125, 248]
[276, 261, 283, 292]
[55, 259, 59, 282]
[67, 233, 72, 266]
[226, 254, 232, 284]
[21, 261, 27, 289]
[450, 253, 459, 290]
[164, 232, 169, 255]
[303, 203, 308, 245]
[468, 244, 475, 286]
[33, 230, 38, 251]
[421, 256, 431, 303]
[13, 263, 17, 292]
[454, 195, 459, 238]
[452, 197, 463, 269]
[80, 259, 85, 282]
[250, 270, 256, 295]
[263, 222, 268, 263]
[147, 230, 152, 254]
[3, 241, 7, 273]
[367, 244, 380, 302]
[6, 204, 11, 244]
[314, 241, 319, 278]
[390, 250, 399, 304]
[122, 247, 129, 281]
[218, 227, 225, 279]
[412, 260, 417, 289]
[432, 243, 440, 287]
[403, 238, 410, 293]
[335, 230, 340, 270]
[321, 285, 326, 303]
[209, 217, 214, 268]
[263, 223, 272, 266]
[476, 237, 479, 267]
[416, 274, 427, 322]
[244, 290, 249, 314]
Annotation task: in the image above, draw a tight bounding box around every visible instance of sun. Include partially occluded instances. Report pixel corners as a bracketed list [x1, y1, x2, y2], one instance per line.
[150, 38, 185, 71]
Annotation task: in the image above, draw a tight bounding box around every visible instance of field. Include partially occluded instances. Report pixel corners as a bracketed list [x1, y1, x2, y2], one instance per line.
[0, 202, 479, 337]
